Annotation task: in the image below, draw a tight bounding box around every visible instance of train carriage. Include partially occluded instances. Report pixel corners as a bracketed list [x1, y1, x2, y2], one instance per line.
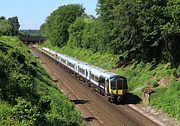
[42, 47, 58, 60]
[86, 65, 128, 102]
[66, 56, 79, 73]
[41, 47, 128, 103]
[77, 62, 91, 80]
[57, 54, 67, 67]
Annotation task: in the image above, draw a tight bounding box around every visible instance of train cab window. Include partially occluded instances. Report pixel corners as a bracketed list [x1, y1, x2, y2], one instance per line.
[124, 79, 128, 89]
[111, 79, 116, 90]
[117, 78, 123, 89]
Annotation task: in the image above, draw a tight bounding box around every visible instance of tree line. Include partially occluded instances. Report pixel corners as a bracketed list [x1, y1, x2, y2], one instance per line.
[0, 16, 45, 44]
[19, 30, 45, 45]
[41, 1, 179, 68]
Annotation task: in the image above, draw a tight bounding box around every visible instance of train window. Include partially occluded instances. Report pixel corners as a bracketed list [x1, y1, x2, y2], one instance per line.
[79, 67, 85, 74]
[99, 77, 105, 83]
[90, 73, 95, 80]
[68, 62, 75, 68]
[117, 78, 123, 89]
[123, 79, 128, 89]
[90, 73, 99, 82]
[111, 79, 116, 90]
[94, 76, 99, 82]
[91, 74, 94, 79]
[61, 58, 66, 63]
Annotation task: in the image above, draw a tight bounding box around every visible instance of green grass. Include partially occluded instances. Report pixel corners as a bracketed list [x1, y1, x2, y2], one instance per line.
[150, 80, 180, 120]
[0, 36, 83, 126]
[42, 41, 180, 121]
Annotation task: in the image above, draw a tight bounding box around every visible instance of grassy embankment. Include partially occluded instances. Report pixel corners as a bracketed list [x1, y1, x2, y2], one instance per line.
[42, 41, 180, 120]
[0, 36, 83, 126]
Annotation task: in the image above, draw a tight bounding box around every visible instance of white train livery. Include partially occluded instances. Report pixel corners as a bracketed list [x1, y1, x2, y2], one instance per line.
[41, 47, 128, 102]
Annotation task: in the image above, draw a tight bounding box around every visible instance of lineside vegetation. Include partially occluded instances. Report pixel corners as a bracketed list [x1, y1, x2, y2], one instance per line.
[0, 36, 83, 126]
[40, 1, 180, 120]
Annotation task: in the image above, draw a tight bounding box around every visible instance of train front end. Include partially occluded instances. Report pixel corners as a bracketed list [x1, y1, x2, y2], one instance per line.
[108, 75, 128, 103]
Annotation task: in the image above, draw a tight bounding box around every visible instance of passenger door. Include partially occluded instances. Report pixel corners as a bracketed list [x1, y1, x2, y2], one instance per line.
[105, 79, 109, 95]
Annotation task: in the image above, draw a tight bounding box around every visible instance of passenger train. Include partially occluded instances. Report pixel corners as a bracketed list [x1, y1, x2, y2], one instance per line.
[41, 47, 128, 103]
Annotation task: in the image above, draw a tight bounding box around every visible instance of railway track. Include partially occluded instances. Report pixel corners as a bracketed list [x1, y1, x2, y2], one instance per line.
[32, 47, 159, 126]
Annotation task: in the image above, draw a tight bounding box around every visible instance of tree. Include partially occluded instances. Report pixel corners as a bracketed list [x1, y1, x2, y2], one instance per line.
[96, 0, 180, 66]
[0, 20, 13, 36]
[81, 19, 106, 52]
[0, 16, 5, 20]
[161, 0, 180, 67]
[96, 0, 120, 53]
[40, 23, 49, 37]
[41, 4, 85, 47]
[68, 15, 107, 52]
[97, 0, 140, 57]
[8, 16, 20, 36]
[68, 16, 86, 48]
[41, 0, 180, 67]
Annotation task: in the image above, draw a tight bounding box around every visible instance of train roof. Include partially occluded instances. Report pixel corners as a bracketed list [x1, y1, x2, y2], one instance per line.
[49, 49, 57, 54]
[66, 55, 79, 64]
[77, 61, 93, 70]
[42, 47, 126, 79]
[42, 47, 50, 51]
[57, 53, 68, 60]
[56, 52, 93, 70]
[77, 59, 117, 79]
[89, 66, 116, 79]
[57, 53, 79, 64]
[42, 47, 57, 55]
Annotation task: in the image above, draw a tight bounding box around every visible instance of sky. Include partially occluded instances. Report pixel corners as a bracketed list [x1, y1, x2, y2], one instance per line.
[0, 0, 98, 30]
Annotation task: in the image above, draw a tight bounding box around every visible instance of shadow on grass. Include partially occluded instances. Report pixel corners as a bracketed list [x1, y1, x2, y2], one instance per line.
[71, 99, 89, 105]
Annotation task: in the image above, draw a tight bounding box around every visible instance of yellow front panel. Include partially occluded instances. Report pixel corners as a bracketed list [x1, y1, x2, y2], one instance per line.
[118, 90, 123, 95]
[111, 90, 123, 95]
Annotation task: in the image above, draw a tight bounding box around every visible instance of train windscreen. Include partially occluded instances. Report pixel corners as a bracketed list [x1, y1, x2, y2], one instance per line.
[117, 78, 123, 89]
[110, 77, 125, 90]
[110, 79, 116, 90]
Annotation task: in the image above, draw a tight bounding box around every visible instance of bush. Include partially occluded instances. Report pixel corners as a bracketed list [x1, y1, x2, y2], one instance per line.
[12, 98, 40, 125]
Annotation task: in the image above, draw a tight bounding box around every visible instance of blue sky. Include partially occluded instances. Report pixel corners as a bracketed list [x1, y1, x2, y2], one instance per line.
[0, 0, 98, 29]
